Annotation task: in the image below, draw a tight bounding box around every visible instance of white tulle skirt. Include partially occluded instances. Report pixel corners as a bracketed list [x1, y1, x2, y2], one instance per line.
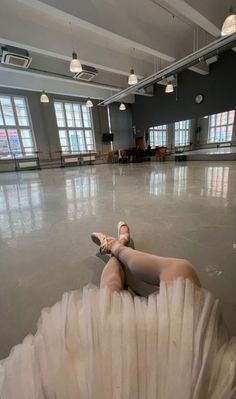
[0, 278, 235, 399]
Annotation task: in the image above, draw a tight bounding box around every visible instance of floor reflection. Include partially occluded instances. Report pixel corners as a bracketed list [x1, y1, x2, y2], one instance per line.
[65, 175, 97, 220]
[149, 170, 166, 196]
[206, 166, 229, 199]
[173, 166, 188, 196]
[0, 182, 43, 239]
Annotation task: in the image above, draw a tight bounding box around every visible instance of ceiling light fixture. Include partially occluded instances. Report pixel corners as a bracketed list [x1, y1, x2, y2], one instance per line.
[40, 91, 49, 103]
[86, 98, 93, 107]
[165, 83, 174, 93]
[128, 69, 138, 85]
[221, 6, 236, 36]
[119, 103, 126, 111]
[69, 22, 82, 73]
[70, 51, 82, 73]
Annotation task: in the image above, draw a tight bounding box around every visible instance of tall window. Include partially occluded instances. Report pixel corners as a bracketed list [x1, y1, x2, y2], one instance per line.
[0, 95, 36, 158]
[54, 101, 95, 153]
[174, 120, 190, 146]
[208, 110, 235, 143]
[149, 125, 167, 147]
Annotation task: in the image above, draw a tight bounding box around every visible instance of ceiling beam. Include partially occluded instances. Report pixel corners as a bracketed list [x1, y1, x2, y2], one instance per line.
[16, 0, 175, 63]
[159, 0, 221, 37]
[0, 66, 124, 100]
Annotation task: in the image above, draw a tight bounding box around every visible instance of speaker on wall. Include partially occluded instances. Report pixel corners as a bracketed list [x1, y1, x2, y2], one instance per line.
[102, 133, 114, 142]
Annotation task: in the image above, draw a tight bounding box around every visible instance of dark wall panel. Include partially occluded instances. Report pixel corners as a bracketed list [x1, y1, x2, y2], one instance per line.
[132, 50, 236, 132]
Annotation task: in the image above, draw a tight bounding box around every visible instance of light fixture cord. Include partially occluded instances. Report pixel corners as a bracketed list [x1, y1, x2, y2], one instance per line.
[175, 74, 178, 102]
[69, 21, 75, 52]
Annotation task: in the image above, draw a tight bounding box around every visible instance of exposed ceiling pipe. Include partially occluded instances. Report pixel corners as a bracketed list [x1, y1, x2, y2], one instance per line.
[98, 33, 236, 106]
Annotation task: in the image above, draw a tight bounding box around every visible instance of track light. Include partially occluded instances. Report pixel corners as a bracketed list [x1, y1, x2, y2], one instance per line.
[40, 91, 49, 103]
[128, 69, 138, 85]
[165, 83, 174, 93]
[221, 6, 236, 36]
[86, 98, 93, 108]
[119, 103, 126, 111]
[70, 52, 82, 73]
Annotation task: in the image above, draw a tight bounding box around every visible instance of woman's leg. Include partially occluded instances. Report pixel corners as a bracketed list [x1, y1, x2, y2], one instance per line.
[111, 243, 201, 287]
[100, 255, 125, 292]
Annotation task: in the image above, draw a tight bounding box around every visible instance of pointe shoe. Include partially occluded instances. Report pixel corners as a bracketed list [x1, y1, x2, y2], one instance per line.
[91, 232, 116, 254]
[117, 221, 130, 246]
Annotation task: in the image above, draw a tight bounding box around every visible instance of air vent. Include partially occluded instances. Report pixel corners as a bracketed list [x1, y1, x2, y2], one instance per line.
[1, 46, 32, 69]
[73, 65, 98, 81]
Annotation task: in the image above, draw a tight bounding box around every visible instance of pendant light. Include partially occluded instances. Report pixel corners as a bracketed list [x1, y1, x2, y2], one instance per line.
[221, 6, 236, 36]
[119, 103, 126, 111]
[86, 98, 93, 108]
[165, 83, 174, 93]
[128, 69, 138, 85]
[69, 22, 82, 73]
[70, 51, 82, 73]
[40, 91, 49, 103]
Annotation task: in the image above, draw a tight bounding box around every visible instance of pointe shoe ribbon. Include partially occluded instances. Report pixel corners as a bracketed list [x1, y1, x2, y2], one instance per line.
[91, 232, 115, 254]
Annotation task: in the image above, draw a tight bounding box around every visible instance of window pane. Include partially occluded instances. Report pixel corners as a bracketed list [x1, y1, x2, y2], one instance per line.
[0, 108, 3, 125]
[69, 130, 78, 152]
[21, 129, 32, 139]
[0, 95, 35, 158]
[208, 110, 235, 143]
[65, 103, 75, 127]
[73, 104, 83, 127]
[229, 111, 235, 124]
[54, 102, 66, 127]
[59, 130, 69, 150]
[0, 129, 10, 157]
[14, 97, 29, 126]
[7, 129, 21, 155]
[82, 105, 91, 128]
[0, 97, 15, 125]
[55, 101, 95, 154]
[24, 148, 34, 155]
[227, 125, 233, 141]
[76, 130, 86, 151]
[22, 138, 33, 148]
[174, 120, 189, 146]
[149, 125, 167, 147]
[85, 130, 93, 145]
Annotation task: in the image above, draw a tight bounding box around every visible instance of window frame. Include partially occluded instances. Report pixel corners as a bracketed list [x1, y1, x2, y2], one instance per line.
[53, 99, 96, 154]
[149, 125, 167, 147]
[0, 94, 36, 159]
[174, 120, 190, 147]
[207, 110, 235, 144]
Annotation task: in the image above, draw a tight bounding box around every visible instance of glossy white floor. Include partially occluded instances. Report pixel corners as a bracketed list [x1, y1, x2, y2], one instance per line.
[0, 161, 235, 358]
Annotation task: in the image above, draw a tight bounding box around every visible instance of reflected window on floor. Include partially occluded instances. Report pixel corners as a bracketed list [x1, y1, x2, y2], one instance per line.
[208, 110, 235, 143]
[174, 120, 190, 147]
[0, 96, 36, 159]
[206, 167, 229, 199]
[149, 125, 167, 147]
[54, 101, 96, 154]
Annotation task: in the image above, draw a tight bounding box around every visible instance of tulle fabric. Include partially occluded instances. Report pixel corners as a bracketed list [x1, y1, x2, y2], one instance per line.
[0, 278, 235, 399]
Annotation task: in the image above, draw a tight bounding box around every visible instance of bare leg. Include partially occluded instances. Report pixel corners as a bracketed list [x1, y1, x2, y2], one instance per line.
[100, 256, 125, 292]
[111, 243, 201, 287]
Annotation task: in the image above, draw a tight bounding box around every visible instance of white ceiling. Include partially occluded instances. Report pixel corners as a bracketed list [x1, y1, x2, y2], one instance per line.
[0, 0, 233, 100]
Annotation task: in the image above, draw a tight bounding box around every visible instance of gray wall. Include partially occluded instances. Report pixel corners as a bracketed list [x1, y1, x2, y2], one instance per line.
[0, 87, 112, 171]
[132, 50, 236, 138]
[109, 103, 134, 150]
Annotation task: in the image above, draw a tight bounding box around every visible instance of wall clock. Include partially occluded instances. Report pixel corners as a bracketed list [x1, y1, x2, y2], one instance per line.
[195, 94, 204, 104]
